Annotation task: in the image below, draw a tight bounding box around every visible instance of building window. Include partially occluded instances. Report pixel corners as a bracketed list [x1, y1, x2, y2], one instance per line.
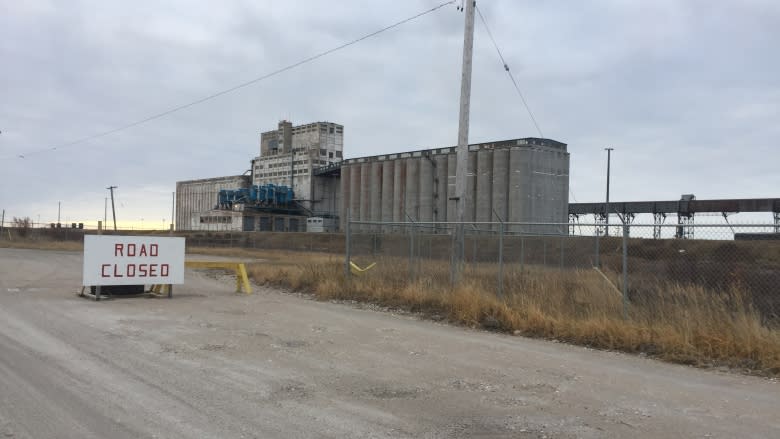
[335, 151, 342, 158]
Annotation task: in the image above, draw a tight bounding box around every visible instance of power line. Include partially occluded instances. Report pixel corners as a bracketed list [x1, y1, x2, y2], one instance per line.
[475, 6, 581, 207]
[4, 1, 456, 161]
[475, 5, 544, 138]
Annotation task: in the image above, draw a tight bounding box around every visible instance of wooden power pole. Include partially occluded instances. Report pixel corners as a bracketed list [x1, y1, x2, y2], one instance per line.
[107, 186, 118, 231]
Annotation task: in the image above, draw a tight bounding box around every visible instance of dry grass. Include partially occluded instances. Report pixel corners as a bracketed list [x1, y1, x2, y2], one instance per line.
[238, 249, 780, 376]
[0, 238, 83, 251]
[6, 237, 779, 375]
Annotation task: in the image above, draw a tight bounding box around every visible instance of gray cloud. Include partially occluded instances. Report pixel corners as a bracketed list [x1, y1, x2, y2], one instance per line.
[1, 0, 778, 226]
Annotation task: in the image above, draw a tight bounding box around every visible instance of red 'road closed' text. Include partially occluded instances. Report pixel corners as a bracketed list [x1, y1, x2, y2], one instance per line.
[114, 243, 158, 257]
[101, 263, 169, 278]
[98, 241, 168, 278]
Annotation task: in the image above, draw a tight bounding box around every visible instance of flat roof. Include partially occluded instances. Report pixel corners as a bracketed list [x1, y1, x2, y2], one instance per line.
[176, 175, 250, 185]
[339, 137, 567, 166]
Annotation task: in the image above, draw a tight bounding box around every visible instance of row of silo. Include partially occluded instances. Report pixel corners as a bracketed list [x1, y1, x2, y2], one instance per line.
[340, 144, 568, 232]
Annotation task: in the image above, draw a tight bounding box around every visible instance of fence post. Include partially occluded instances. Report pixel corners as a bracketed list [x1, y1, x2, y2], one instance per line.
[498, 221, 504, 299]
[595, 228, 601, 268]
[405, 213, 416, 282]
[520, 233, 525, 273]
[410, 223, 415, 281]
[344, 209, 351, 279]
[621, 222, 629, 320]
[471, 224, 477, 268]
[493, 209, 505, 300]
[559, 228, 565, 270]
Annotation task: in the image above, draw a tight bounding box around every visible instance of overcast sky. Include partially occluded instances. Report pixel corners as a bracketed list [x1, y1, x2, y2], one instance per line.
[1, 0, 778, 228]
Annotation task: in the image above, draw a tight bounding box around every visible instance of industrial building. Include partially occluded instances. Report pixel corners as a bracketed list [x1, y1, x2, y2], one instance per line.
[175, 175, 250, 231]
[175, 120, 570, 233]
[335, 138, 569, 232]
[252, 120, 343, 213]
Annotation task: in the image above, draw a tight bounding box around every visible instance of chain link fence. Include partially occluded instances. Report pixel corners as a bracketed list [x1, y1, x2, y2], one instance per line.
[346, 221, 780, 325]
[0, 221, 344, 254]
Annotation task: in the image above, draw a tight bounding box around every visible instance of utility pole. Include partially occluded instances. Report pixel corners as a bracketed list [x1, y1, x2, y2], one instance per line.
[107, 186, 118, 231]
[451, 0, 475, 284]
[57, 201, 61, 225]
[604, 147, 613, 236]
[171, 191, 175, 234]
[104, 197, 107, 228]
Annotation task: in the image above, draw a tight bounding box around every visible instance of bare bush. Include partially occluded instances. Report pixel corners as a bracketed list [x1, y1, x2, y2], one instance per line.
[12, 216, 32, 237]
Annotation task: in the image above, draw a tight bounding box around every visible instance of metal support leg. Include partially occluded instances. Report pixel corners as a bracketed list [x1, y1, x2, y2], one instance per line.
[568, 213, 578, 235]
[653, 212, 666, 239]
[497, 221, 504, 299]
[774, 212, 780, 234]
[595, 213, 606, 237]
[676, 214, 694, 239]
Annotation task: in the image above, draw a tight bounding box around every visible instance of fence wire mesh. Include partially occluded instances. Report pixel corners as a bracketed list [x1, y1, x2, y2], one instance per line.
[347, 221, 780, 325]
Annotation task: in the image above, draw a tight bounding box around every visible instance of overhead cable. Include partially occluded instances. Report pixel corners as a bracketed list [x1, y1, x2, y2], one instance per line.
[475, 5, 544, 138]
[4, 0, 455, 160]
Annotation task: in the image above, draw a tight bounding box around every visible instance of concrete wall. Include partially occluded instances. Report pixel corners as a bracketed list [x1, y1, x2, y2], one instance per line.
[340, 166, 351, 231]
[492, 149, 509, 225]
[189, 210, 245, 232]
[434, 155, 448, 224]
[419, 156, 434, 223]
[404, 158, 419, 220]
[349, 164, 362, 228]
[476, 149, 493, 226]
[175, 175, 251, 231]
[370, 162, 383, 230]
[360, 162, 371, 226]
[311, 174, 341, 218]
[380, 161, 394, 230]
[336, 138, 570, 234]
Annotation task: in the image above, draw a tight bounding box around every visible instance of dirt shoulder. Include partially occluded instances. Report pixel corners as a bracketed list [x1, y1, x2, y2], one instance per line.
[1, 247, 779, 438]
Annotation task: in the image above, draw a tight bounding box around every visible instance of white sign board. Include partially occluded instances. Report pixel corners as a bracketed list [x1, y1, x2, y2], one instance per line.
[83, 235, 185, 286]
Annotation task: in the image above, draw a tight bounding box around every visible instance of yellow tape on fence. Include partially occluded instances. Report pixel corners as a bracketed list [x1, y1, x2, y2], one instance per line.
[349, 261, 376, 276]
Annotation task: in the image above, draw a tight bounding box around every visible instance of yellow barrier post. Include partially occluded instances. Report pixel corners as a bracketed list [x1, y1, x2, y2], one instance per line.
[237, 263, 251, 294]
[184, 261, 252, 294]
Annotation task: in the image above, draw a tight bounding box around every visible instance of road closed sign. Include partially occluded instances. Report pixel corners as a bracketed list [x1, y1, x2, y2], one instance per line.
[83, 235, 185, 286]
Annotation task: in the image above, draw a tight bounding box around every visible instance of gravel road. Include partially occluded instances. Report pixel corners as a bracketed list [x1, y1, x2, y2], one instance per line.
[0, 247, 778, 438]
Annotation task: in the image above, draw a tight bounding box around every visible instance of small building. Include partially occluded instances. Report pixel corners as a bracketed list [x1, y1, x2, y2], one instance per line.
[306, 217, 337, 233]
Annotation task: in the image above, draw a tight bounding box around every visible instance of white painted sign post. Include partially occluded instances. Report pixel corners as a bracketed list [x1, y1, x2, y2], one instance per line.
[83, 235, 185, 300]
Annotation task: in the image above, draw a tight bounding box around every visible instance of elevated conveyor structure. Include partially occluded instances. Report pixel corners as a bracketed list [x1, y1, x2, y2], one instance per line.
[569, 197, 780, 238]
